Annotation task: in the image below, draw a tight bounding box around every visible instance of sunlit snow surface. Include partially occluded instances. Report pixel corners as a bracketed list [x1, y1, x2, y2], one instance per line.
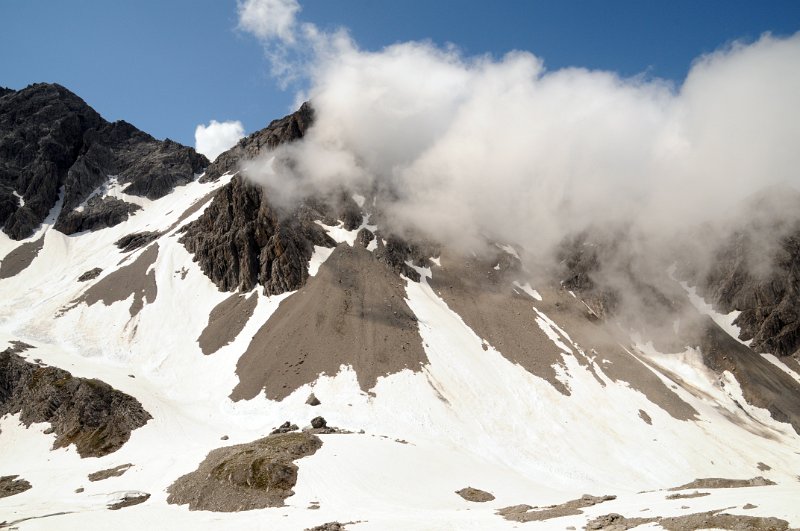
[0, 178, 798, 529]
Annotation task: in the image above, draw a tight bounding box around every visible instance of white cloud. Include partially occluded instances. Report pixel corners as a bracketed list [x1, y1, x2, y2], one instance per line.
[237, 0, 300, 43]
[194, 120, 245, 161]
[242, 30, 800, 320]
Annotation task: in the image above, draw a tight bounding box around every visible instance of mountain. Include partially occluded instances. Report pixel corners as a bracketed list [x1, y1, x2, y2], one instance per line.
[0, 84, 799, 530]
[0, 83, 207, 240]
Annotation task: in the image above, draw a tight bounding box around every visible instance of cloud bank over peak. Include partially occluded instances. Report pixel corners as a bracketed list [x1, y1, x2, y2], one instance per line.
[194, 119, 245, 161]
[237, 1, 800, 328]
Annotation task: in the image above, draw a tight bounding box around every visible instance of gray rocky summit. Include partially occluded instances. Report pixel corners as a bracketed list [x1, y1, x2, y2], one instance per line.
[0, 83, 208, 240]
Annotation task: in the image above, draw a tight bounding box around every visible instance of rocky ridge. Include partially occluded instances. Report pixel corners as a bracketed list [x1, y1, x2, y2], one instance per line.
[180, 103, 369, 296]
[0, 83, 207, 240]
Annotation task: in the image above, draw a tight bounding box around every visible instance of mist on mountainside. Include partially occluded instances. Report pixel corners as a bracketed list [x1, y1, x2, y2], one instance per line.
[237, 0, 800, 338]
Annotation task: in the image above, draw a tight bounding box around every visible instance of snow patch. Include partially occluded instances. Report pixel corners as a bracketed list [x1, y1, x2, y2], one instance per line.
[512, 280, 542, 301]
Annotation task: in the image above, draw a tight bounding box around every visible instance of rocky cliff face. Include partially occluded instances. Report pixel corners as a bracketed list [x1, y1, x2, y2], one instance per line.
[181, 103, 367, 296]
[180, 175, 336, 294]
[695, 225, 800, 359]
[201, 102, 313, 183]
[0, 83, 208, 240]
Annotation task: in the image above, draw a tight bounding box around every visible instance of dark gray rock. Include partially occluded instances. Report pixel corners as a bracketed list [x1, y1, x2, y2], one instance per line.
[115, 230, 161, 252]
[270, 421, 299, 435]
[310, 416, 327, 429]
[88, 463, 132, 482]
[0, 344, 151, 457]
[0, 84, 102, 239]
[691, 225, 800, 359]
[179, 173, 334, 295]
[456, 487, 495, 502]
[77, 267, 102, 282]
[0, 83, 207, 240]
[179, 104, 349, 297]
[108, 492, 150, 510]
[305, 523, 348, 531]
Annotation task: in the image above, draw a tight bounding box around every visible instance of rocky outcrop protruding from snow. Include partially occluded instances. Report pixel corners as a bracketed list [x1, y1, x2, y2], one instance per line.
[692, 222, 800, 359]
[166, 432, 322, 511]
[585, 510, 791, 530]
[498, 494, 616, 523]
[115, 230, 161, 252]
[305, 523, 349, 531]
[88, 463, 133, 482]
[77, 267, 102, 282]
[201, 102, 313, 182]
[669, 476, 776, 491]
[0, 83, 207, 240]
[107, 491, 150, 510]
[0, 475, 32, 499]
[0, 344, 151, 457]
[456, 487, 495, 502]
[179, 104, 371, 297]
[56, 197, 141, 235]
[179, 175, 334, 295]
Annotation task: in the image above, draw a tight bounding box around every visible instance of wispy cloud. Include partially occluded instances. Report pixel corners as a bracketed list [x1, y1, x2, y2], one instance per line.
[237, 0, 300, 44]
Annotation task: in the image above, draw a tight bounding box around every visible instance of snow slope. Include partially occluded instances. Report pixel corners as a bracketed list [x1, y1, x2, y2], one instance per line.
[1, 176, 799, 530]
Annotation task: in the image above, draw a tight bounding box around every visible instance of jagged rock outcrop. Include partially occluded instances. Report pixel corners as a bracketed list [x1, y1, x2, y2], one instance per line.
[201, 101, 313, 182]
[0, 475, 32, 499]
[166, 432, 323, 511]
[56, 197, 142, 235]
[0, 83, 207, 240]
[180, 175, 334, 294]
[694, 225, 800, 359]
[181, 103, 370, 296]
[0, 343, 151, 457]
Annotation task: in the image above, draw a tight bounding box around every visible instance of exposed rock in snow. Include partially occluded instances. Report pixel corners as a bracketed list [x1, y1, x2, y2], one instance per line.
[669, 476, 776, 491]
[306, 393, 321, 406]
[456, 487, 495, 502]
[71, 243, 159, 318]
[179, 174, 334, 295]
[56, 197, 141, 235]
[107, 491, 150, 510]
[88, 464, 133, 482]
[76, 267, 102, 282]
[0, 344, 151, 457]
[0, 474, 32, 499]
[114, 231, 161, 253]
[166, 432, 323, 512]
[498, 494, 616, 522]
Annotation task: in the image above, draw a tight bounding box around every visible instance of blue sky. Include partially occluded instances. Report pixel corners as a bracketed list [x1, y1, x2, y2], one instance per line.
[1, 1, 798, 148]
